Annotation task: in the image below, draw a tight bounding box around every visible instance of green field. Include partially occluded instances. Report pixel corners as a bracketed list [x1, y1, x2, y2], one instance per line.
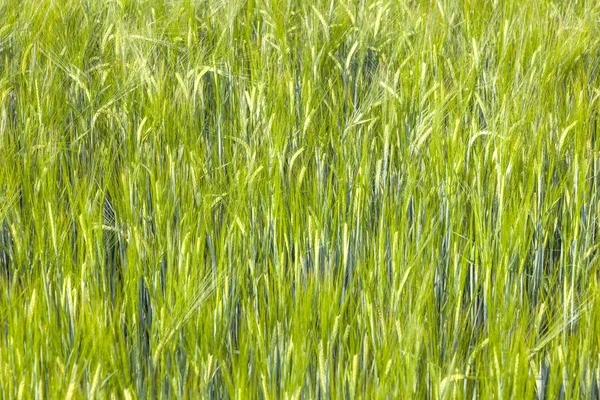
[1, 0, 600, 398]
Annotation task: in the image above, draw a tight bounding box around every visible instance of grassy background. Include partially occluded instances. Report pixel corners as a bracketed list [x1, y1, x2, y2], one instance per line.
[1, 0, 600, 397]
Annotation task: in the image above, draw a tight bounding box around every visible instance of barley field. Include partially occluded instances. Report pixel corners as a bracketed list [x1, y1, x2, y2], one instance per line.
[1, 0, 600, 398]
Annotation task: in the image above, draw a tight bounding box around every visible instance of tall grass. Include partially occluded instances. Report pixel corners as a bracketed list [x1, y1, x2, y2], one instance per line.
[1, 0, 600, 397]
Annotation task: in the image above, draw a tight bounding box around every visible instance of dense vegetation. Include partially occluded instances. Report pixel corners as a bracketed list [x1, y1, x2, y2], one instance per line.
[1, 0, 600, 397]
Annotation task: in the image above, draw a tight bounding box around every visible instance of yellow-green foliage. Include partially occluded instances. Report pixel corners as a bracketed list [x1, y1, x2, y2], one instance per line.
[1, 0, 600, 398]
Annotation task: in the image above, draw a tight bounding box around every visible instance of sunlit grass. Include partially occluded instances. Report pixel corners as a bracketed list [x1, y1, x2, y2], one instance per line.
[1, 0, 600, 397]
